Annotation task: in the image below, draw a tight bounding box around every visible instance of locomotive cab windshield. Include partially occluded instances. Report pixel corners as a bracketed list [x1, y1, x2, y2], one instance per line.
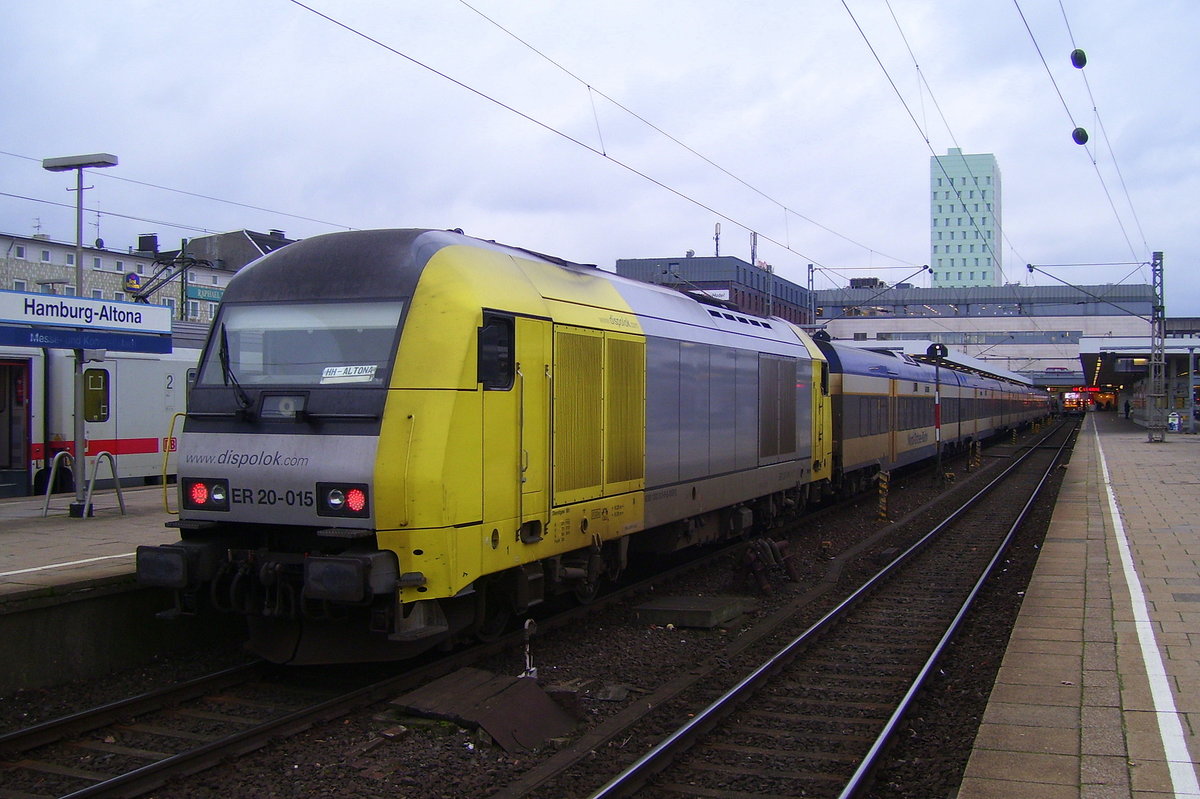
[197, 301, 404, 389]
[193, 300, 404, 420]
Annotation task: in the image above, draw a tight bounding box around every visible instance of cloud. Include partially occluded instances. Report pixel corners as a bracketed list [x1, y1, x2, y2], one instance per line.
[2, 0, 1197, 312]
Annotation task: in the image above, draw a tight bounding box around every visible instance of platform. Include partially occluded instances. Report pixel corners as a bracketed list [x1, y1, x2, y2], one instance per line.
[0, 484, 233, 694]
[957, 412, 1200, 798]
[0, 484, 177, 604]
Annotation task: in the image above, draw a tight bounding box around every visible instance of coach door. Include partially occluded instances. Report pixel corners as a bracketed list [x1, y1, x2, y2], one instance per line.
[0, 361, 30, 497]
[82, 364, 114, 471]
[480, 314, 551, 543]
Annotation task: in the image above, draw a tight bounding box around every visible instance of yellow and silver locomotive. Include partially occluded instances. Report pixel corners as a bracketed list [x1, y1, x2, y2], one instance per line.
[137, 229, 833, 662]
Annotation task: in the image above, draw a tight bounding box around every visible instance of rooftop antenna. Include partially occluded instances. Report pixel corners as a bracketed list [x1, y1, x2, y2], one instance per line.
[714, 222, 721, 257]
[32, 217, 41, 234]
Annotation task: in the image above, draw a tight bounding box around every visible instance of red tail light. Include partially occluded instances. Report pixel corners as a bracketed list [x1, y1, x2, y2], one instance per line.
[345, 488, 367, 513]
[316, 482, 370, 518]
[182, 478, 230, 511]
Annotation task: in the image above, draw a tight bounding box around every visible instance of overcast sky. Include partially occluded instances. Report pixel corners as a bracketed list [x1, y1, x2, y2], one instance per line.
[2, 1, 1196, 314]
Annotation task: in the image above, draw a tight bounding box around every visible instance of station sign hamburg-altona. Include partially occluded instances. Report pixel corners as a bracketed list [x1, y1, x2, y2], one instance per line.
[0, 290, 173, 353]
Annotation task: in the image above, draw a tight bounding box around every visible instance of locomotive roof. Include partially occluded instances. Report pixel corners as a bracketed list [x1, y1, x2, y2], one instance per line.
[223, 228, 819, 358]
[222, 229, 450, 303]
[224, 228, 632, 302]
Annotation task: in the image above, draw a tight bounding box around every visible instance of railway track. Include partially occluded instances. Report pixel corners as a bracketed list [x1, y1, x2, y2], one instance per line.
[595, 420, 1075, 798]
[0, 659, 413, 799]
[496, 419, 1075, 799]
[0, 529, 767, 799]
[0, 425, 1062, 798]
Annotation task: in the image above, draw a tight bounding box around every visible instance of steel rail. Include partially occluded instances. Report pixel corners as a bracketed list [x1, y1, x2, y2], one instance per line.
[2, 521, 757, 799]
[0, 661, 266, 754]
[836, 420, 1076, 798]
[587, 420, 1074, 799]
[3, 433, 1014, 798]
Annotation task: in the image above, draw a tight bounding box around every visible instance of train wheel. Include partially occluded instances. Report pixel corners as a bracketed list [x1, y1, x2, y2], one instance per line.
[572, 577, 600, 604]
[474, 580, 512, 642]
[572, 551, 605, 604]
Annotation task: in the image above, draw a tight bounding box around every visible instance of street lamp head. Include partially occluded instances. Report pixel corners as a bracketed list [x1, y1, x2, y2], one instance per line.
[42, 153, 118, 172]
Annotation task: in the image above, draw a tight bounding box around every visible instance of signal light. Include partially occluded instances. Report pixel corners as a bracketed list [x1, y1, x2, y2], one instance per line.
[182, 478, 230, 511]
[316, 482, 370, 518]
[345, 488, 367, 513]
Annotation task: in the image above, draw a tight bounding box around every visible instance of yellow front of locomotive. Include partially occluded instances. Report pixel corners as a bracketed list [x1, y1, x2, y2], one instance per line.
[374, 243, 546, 605]
[375, 240, 649, 641]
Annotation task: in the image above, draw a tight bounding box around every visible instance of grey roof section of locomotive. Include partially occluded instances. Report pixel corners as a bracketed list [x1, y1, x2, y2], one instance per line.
[602, 269, 811, 356]
[227, 227, 813, 358]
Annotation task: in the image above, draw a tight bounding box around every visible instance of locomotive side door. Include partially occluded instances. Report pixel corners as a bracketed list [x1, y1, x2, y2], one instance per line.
[515, 316, 550, 534]
[480, 313, 551, 544]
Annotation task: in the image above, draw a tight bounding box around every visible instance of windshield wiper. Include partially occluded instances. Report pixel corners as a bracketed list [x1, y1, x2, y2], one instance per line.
[218, 324, 255, 416]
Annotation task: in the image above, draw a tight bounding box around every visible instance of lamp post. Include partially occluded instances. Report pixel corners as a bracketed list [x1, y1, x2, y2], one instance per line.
[42, 153, 118, 516]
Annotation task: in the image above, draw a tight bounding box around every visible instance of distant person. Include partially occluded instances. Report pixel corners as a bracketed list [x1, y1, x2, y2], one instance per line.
[1124, 400, 1131, 419]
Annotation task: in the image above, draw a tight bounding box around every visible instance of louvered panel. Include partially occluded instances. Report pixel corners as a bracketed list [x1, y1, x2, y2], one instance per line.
[604, 334, 645, 491]
[553, 327, 604, 504]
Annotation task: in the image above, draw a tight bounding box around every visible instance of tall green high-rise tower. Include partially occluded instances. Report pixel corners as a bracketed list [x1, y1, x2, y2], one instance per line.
[930, 148, 1002, 287]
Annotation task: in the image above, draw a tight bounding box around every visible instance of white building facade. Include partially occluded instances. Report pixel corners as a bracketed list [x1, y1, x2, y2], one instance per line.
[814, 283, 1153, 381]
[931, 148, 1002, 288]
[0, 228, 292, 325]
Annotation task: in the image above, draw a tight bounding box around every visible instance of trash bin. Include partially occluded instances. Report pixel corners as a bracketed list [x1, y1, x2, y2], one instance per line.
[1168, 412, 1181, 432]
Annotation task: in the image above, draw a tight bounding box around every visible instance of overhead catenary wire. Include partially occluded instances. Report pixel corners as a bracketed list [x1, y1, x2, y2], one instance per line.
[454, 0, 913, 268]
[0, 190, 221, 237]
[0, 149, 357, 236]
[1012, 0, 1140, 263]
[1026, 259, 1155, 322]
[1057, 0, 1150, 260]
[3, 4, 1156, 301]
[282, 0, 851, 273]
[842, 1, 1010, 289]
[846, 0, 1152, 356]
[880, 0, 1017, 282]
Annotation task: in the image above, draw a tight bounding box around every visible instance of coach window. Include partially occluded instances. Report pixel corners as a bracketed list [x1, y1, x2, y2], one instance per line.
[84, 368, 110, 422]
[478, 313, 514, 390]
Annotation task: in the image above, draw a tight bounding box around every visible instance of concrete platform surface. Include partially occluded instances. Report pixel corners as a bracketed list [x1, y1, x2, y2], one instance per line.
[957, 412, 1200, 799]
[0, 484, 178, 604]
